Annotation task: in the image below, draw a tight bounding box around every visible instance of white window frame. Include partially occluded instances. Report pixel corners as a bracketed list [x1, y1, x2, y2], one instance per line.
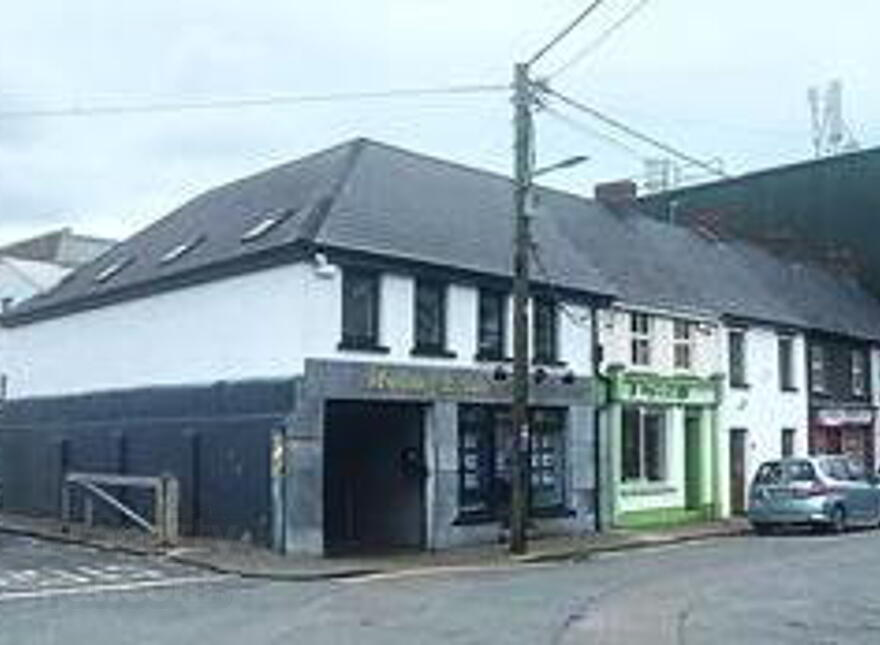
[810, 344, 827, 394]
[630, 313, 652, 367]
[851, 350, 867, 397]
[673, 320, 695, 371]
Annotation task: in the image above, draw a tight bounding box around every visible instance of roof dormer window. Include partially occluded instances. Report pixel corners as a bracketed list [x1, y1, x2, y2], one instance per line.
[94, 257, 133, 283]
[240, 208, 297, 243]
[160, 236, 204, 264]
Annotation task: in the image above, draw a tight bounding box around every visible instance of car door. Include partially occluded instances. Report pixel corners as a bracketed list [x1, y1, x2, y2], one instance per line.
[845, 459, 879, 523]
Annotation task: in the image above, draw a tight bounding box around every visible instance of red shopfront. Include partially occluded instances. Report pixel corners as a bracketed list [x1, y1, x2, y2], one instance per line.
[810, 406, 877, 472]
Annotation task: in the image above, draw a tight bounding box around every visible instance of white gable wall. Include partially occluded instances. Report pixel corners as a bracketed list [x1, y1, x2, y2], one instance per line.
[1, 260, 594, 399]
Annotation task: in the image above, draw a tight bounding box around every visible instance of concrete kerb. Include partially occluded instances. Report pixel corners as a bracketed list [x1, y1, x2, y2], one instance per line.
[0, 516, 751, 583]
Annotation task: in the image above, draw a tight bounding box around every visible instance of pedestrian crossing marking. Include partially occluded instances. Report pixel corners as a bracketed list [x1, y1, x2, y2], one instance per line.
[0, 563, 199, 595]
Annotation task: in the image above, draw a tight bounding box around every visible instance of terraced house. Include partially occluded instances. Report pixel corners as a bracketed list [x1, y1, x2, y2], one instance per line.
[1, 139, 878, 553]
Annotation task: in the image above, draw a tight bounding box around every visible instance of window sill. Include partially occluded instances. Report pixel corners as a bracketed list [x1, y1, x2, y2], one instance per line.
[410, 347, 457, 359]
[620, 482, 677, 497]
[781, 386, 799, 393]
[475, 352, 513, 363]
[337, 340, 390, 354]
[452, 506, 575, 526]
[729, 382, 750, 390]
[533, 358, 568, 368]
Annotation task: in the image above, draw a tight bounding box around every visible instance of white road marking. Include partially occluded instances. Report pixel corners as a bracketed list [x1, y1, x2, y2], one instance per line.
[0, 574, 229, 603]
[343, 561, 556, 584]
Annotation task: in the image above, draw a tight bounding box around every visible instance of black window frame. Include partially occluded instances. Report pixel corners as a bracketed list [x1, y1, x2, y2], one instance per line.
[476, 289, 508, 361]
[728, 329, 747, 388]
[532, 295, 561, 365]
[338, 268, 386, 352]
[778, 335, 796, 392]
[412, 279, 454, 358]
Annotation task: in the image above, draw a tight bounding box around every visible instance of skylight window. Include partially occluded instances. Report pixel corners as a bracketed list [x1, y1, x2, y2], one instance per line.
[94, 257, 133, 283]
[240, 208, 297, 243]
[160, 236, 204, 264]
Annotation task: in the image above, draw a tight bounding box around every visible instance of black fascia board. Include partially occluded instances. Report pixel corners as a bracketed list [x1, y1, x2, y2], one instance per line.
[1, 240, 312, 328]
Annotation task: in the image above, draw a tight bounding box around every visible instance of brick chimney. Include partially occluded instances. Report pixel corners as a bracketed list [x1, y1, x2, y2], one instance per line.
[594, 180, 638, 205]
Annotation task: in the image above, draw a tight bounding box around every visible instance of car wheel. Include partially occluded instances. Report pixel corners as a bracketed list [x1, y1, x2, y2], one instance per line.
[828, 505, 846, 534]
[752, 523, 774, 536]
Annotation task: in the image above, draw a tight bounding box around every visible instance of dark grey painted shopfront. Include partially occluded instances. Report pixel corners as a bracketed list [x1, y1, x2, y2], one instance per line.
[282, 360, 598, 555]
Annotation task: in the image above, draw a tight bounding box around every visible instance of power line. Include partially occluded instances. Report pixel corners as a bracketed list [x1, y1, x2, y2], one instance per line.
[546, 0, 653, 80]
[0, 83, 509, 120]
[542, 104, 644, 158]
[528, 0, 608, 67]
[541, 86, 729, 178]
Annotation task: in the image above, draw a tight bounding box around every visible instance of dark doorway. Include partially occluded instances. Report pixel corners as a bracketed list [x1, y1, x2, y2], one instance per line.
[323, 401, 426, 555]
[729, 428, 748, 515]
[684, 410, 703, 511]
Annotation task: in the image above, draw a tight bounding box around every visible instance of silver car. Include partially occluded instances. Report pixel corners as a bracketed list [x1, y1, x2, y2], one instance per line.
[748, 455, 880, 534]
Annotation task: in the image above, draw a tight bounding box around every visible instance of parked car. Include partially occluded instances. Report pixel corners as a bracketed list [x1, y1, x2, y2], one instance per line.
[748, 455, 880, 534]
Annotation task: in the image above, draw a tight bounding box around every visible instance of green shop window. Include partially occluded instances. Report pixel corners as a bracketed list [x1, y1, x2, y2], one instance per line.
[621, 406, 667, 482]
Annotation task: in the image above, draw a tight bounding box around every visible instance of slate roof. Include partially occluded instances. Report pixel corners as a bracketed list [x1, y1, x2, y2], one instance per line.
[5, 138, 880, 342]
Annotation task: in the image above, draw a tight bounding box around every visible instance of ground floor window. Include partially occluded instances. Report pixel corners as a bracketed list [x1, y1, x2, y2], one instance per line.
[458, 405, 566, 518]
[621, 406, 667, 482]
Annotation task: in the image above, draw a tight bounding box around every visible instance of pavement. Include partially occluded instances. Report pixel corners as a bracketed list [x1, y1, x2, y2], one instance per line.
[0, 510, 750, 581]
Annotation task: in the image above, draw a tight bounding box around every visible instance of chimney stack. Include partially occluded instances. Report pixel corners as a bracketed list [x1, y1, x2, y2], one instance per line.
[594, 180, 638, 205]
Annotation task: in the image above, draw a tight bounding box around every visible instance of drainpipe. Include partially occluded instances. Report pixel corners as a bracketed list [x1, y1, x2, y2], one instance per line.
[591, 305, 606, 532]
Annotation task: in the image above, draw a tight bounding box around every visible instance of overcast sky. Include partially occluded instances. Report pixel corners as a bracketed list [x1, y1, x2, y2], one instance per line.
[1, 0, 876, 246]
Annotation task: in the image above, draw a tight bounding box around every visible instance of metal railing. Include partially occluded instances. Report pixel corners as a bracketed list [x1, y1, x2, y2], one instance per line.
[61, 472, 180, 545]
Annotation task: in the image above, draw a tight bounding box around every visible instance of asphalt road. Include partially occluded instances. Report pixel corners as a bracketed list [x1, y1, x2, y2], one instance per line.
[2, 528, 880, 644]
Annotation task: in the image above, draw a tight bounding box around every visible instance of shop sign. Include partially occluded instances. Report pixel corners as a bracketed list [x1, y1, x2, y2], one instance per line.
[366, 366, 495, 398]
[815, 407, 875, 427]
[613, 372, 717, 406]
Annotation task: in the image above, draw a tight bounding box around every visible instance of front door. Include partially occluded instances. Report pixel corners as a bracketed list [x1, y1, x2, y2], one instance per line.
[729, 428, 748, 515]
[323, 401, 426, 554]
[684, 410, 702, 511]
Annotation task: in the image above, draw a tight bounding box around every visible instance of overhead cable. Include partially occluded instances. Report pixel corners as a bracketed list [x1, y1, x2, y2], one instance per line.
[0, 84, 509, 120]
[528, 0, 608, 67]
[545, 0, 653, 80]
[542, 86, 729, 178]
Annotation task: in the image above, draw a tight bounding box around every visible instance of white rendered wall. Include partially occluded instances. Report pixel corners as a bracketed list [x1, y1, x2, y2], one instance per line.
[717, 327, 809, 517]
[596, 307, 718, 378]
[2, 260, 594, 398]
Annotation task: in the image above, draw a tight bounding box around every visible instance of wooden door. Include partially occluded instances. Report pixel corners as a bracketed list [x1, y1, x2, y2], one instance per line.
[729, 429, 748, 515]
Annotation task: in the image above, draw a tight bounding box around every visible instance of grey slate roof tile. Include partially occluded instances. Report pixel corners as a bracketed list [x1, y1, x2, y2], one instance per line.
[6, 137, 880, 342]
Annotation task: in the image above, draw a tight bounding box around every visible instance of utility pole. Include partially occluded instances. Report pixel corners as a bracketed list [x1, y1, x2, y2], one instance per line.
[510, 62, 533, 555]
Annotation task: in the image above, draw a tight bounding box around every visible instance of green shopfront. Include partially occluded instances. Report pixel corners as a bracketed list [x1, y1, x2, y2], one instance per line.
[603, 368, 722, 528]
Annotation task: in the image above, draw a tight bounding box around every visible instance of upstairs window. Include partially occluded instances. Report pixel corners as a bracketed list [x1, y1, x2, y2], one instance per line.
[477, 289, 507, 361]
[728, 329, 747, 387]
[340, 269, 381, 350]
[630, 313, 652, 366]
[413, 280, 448, 356]
[533, 296, 559, 365]
[673, 320, 695, 370]
[778, 335, 796, 391]
[810, 344, 827, 394]
[851, 350, 868, 397]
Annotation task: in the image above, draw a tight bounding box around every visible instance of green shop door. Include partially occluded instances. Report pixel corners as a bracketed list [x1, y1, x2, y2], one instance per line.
[684, 410, 702, 511]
